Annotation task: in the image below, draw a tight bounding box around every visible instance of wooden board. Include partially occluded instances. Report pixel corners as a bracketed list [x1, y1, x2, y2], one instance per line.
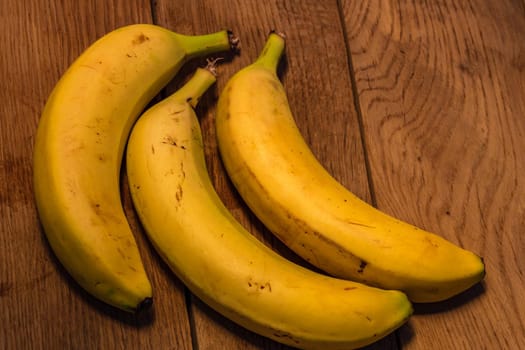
[1, 0, 523, 349]
[341, 0, 525, 348]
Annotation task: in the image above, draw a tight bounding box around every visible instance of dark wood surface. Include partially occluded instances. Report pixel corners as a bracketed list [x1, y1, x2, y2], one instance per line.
[1, 0, 524, 349]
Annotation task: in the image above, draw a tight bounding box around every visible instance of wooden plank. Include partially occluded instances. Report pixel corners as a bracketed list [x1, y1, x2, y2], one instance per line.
[0, 1, 193, 349]
[152, 0, 399, 349]
[11, 0, 525, 349]
[340, 0, 525, 348]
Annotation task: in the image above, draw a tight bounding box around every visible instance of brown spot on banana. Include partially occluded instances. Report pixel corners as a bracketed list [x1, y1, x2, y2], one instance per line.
[343, 220, 376, 229]
[117, 247, 126, 259]
[175, 184, 183, 203]
[179, 161, 186, 180]
[357, 260, 368, 274]
[132, 33, 149, 45]
[92, 202, 101, 214]
[169, 109, 184, 116]
[424, 236, 440, 248]
[270, 328, 301, 345]
[162, 136, 177, 146]
[162, 136, 187, 150]
[89, 200, 123, 226]
[354, 311, 373, 322]
[246, 278, 272, 293]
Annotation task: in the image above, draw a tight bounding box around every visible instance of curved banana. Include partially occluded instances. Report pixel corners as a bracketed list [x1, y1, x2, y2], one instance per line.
[215, 32, 485, 303]
[125, 64, 412, 349]
[33, 24, 236, 312]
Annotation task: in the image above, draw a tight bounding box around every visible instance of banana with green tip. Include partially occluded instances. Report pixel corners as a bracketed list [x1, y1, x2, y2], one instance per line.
[33, 24, 237, 312]
[125, 63, 412, 350]
[215, 31, 485, 303]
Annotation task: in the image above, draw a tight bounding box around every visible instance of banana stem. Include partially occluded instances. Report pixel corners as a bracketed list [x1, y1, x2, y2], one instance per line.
[254, 31, 286, 72]
[169, 65, 217, 108]
[176, 30, 239, 59]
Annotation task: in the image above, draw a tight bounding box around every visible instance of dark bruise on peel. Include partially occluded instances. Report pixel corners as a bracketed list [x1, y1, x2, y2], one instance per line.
[132, 33, 149, 45]
[162, 136, 186, 150]
[162, 136, 177, 146]
[175, 184, 183, 203]
[354, 311, 373, 322]
[92, 202, 101, 214]
[271, 329, 301, 345]
[247, 279, 272, 292]
[260, 283, 271, 291]
[179, 161, 186, 180]
[357, 260, 367, 274]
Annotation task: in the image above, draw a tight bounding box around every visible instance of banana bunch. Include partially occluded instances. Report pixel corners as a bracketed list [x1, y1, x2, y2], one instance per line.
[215, 32, 485, 303]
[34, 22, 485, 350]
[33, 24, 236, 312]
[125, 62, 412, 350]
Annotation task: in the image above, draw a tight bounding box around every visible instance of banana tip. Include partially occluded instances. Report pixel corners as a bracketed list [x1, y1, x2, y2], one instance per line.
[269, 29, 287, 40]
[135, 296, 153, 314]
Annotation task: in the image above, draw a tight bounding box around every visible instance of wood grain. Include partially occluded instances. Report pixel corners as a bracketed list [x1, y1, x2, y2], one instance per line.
[341, 0, 525, 348]
[1, 0, 524, 348]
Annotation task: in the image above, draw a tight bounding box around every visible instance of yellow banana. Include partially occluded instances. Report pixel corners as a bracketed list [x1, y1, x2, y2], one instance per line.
[125, 64, 412, 350]
[33, 24, 236, 312]
[215, 32, 485, 303]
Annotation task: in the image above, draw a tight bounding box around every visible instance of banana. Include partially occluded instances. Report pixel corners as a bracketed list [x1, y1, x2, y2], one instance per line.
[33, 24, 237, 312]
[215, 32, 485, 303]
[125, 64, 412, 350]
